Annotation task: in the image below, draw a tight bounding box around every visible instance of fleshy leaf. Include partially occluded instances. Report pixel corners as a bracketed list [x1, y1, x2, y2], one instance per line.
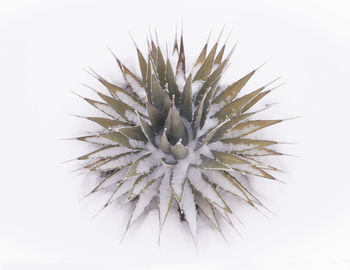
[219, 138, 277, 153]
[193, 42, 218, 81]
[214, 87, 265, 120]
[100, 132, 132, 148]
[146, 102, 164, 134]
[180, 74, 193, 122]
[194, 155, 230, 170]
[136, 111, 156, 146]
[208, 112, 254, 143]
[119, 126, 147, 142]
[165, 105, 188, 145]
[213, 69, 256, 104]
[229, 120, 282, 138]
[86, 117, 131, 129]
[211, 150, 250, 165]
[166, 58, 181, 105]
[171, 140, 189, 160]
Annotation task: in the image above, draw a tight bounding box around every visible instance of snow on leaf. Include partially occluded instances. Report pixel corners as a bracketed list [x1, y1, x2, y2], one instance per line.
[119, 126, 147, 142]
[92, 151, 147, 171]
[241, 148, 283, 156]
[194, 155, 230, 170]
[77, 145, 134, 160]
[125, 153, 152, 178]
[202, 170, 254, 206]
[230, 164, 275, 179]
[213, 69, 256, 104]
[212, 138, 277, 153]
[211, 150, 250, 165]
[195, 192, 220, 231]
[105, 176, 137, 206]
[188, 167, 231, 213]
[228, 120, 283, 138]
[158, 168, 173, 230]
[129, 166, 163, 200]
[181, 181, 197, 239]
[127, 179, 160, 228]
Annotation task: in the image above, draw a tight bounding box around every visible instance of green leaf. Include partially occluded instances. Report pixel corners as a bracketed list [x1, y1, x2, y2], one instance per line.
[136, 111, 156, 146]
[83, 98, 122, 120]
[194, 155, 230, 170]
[211, 150, 249, 165]
[159, 129, 171, 154]
[136, 48, 147, 82]
[189, 171, 231, 213]
[241, 148, 283, 156]
[194, 42, 207, 67]
[180, 74, 193, 122]
[77, 145, 117, 160]
[165, 105, 188, 145]
[156, 47, 166, 88]
[98, 78, 145, 110]
[171, 140, 189, 160]
[166, 58, 181, 104]
[151, 74, 171, 117]
[97, 92, 137, 123]
[193, 42, 218, 81]
[119, 126, 147, 142]
[192, 90, 208, 139]
[176, 34, 185, 76]
[195, 119, 230, 150]
[214, 87, 264, 120]
[241, 90, 271, 113]
[208, 112, 254, 143]
[86, 117, 131, 129]
[213, 69, 256, 105]
[214, 44, 225, 65]
[126, 153, 152, 178]
[100, 132, 132, 148]
[194, 59, 227, 106]
[229, 120, 283, 138]
[220, 138, 278, 152]
[146, 102, 164, 134]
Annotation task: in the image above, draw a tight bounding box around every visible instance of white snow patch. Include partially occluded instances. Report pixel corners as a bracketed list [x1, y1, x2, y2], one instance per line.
[124, 110, 138, 124]
[125, 74, 146, 99]
[158, 168, 172, 227]
[197, 117, 219, 137]
[181, 181, 197, 238]
[188, 167, 226, 209]
[95, 103, 125, 121]
[191, 80, 204, 95]
[115, 91, 147, 116]
[96, 151, 148, 171]
[224, 123, 259, 138]
[135, 153, 161, 174]
[129, 179, 160, 226]
[108, 176, 137, 204]
[132, 166, 164, 196]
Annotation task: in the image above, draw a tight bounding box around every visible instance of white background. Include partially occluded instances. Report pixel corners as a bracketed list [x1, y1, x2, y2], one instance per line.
[1, 0, 350, 269]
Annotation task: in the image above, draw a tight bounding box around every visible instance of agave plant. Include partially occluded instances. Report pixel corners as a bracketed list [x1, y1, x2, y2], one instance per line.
[73, 30, 287, 241]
